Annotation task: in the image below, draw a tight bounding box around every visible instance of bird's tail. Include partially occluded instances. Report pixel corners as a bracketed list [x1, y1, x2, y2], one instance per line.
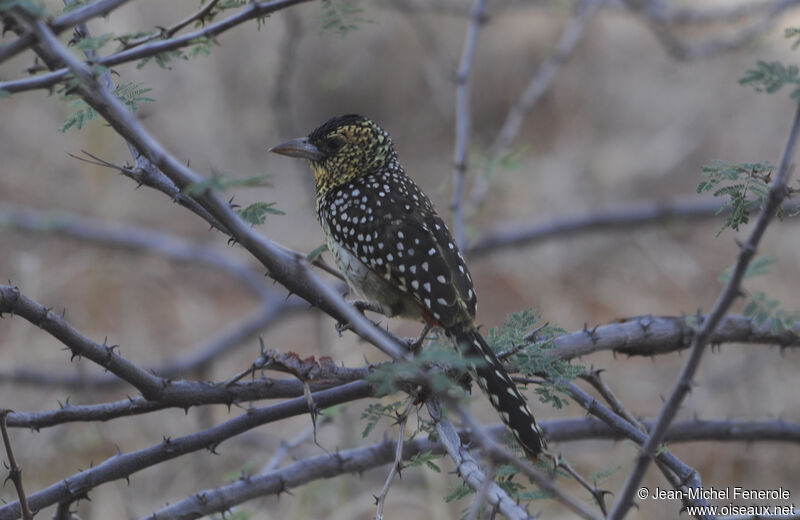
[449, 325, 546, 459]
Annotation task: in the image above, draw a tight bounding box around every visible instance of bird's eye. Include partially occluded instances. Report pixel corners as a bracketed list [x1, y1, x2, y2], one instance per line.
[324, 136, 346, 153]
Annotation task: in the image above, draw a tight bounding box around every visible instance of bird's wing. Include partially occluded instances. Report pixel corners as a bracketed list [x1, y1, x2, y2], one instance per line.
[324, 174, 477, 328]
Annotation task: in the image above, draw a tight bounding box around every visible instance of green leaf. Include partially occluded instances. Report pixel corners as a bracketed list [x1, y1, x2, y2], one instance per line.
[236, 202, 284, 225]
[307, 243, 329, 262]
[59, 81, 154, 133]
[407, 451, 442, 473]
[318, 0, 375, 38]
[360, 401, 404, 438]
[0, 0, 48, 17]
[698, 161, 774, 235]
[74, 33, 113, 53]
[719, 255, 776, 282]
[740, 60, 800, 97]
[444, 484, 473, 503]
[485, 309, 581, 408]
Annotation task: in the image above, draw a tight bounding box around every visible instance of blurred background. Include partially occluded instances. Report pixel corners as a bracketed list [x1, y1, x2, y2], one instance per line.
[2, 0, 800, 518]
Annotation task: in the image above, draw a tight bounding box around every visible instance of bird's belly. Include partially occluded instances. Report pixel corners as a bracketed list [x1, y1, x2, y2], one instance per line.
[327, 236, 423, 321]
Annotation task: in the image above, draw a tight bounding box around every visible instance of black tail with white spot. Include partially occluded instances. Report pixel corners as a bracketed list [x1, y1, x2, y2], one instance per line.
[450, 325, 546, 459]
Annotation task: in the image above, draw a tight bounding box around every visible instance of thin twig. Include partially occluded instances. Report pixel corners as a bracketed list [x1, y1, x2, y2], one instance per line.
[0, 0, 315, 94]
[608, 101, 800, 520]
[374, 399, 414, 520]
[450, 0, 486, 249]
[477, 0, 601, 204]
[260, 422, 320, 474]
[0, 0, 135, 64]
[0, 411, 32, 520]
[467, 196, 800, 256]
[117, 0, 222, 49]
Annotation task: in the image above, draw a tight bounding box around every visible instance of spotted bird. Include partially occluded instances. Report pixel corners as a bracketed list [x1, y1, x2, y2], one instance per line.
[271, 114, 545, 458]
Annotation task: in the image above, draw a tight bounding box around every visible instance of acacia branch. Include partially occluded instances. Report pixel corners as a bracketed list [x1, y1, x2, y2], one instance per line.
[610, 101, 800, 520]
[0, 381, 373, 520]
[0, 0, 137, 64]
[449, 0, 486, 249]
[467, 197, 800, 256]
[426, 400, 532, 520]
[0, 202, 271, 300]
[0, 411, 32, 520]
[0, 284, 165, 399]
[115, 0, 222, 50]
[0, 0, 314, 94]
[545, 314, 800, 361]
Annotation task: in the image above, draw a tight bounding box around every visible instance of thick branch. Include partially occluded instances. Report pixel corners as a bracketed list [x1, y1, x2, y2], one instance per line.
[0, 381, 372, 520]
[427, 400, 532, 520]
[545, 314, 800, 361]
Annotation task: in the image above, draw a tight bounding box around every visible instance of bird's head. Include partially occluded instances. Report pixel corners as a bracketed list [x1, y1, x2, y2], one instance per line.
[270, 114, 396, 195]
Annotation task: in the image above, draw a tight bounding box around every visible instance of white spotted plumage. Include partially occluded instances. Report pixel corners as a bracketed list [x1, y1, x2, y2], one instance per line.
[276, 114, 546, 458]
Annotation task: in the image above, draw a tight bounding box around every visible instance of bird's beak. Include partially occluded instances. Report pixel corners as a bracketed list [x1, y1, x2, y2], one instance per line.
[269, 137, 326, 162]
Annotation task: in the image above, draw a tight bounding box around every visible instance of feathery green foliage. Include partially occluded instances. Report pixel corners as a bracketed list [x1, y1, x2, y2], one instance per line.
[697, 160, 773, 235]
[366, 343, 477, 397]
[407, 451, 442, 473]
[319, 0, 374, 38]
[719, 254, 777, 282]
[59, 81, 153, 132]
[0, 0, 48, 17]
[74, 33, 114, 54]
[236, 202, 285, 225]
[486, 309, 582, 408]
[360, 400, 405, 438]
[306, 243, 329, 262]
[744, 291, 799, 333]
[719, 255, 798, 334]
[740, 60, 800, 100]
[61, 0, 88, 13]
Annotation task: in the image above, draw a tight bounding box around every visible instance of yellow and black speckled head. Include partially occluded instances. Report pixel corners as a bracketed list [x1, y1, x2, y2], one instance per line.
[270, 114, 396, 197]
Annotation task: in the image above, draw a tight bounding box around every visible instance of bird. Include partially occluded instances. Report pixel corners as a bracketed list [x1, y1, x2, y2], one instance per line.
[270, 114, 545, 458]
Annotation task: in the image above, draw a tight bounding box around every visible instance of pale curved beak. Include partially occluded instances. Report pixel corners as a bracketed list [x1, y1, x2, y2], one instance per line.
[269, 137, 326, 162]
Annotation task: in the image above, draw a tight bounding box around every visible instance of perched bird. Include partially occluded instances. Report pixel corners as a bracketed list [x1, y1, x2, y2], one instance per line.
[271, 114, 545, 458]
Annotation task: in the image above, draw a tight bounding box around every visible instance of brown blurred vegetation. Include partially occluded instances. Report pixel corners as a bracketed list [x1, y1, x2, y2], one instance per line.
[1, 1, 800, 518]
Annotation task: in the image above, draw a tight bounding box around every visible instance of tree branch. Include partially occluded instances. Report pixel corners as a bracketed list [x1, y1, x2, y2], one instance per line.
[609, 99, 800, 520]
[449, 0, 486, 249]
[0, 0, 314, 94]
[0, 284, 164, 399]
[426, 400, 533, 520]
[0, 411, 32, 520]
[467, 197, 800, 256]
[0, 381, 373, 520]
[0, 0, 136, 65]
